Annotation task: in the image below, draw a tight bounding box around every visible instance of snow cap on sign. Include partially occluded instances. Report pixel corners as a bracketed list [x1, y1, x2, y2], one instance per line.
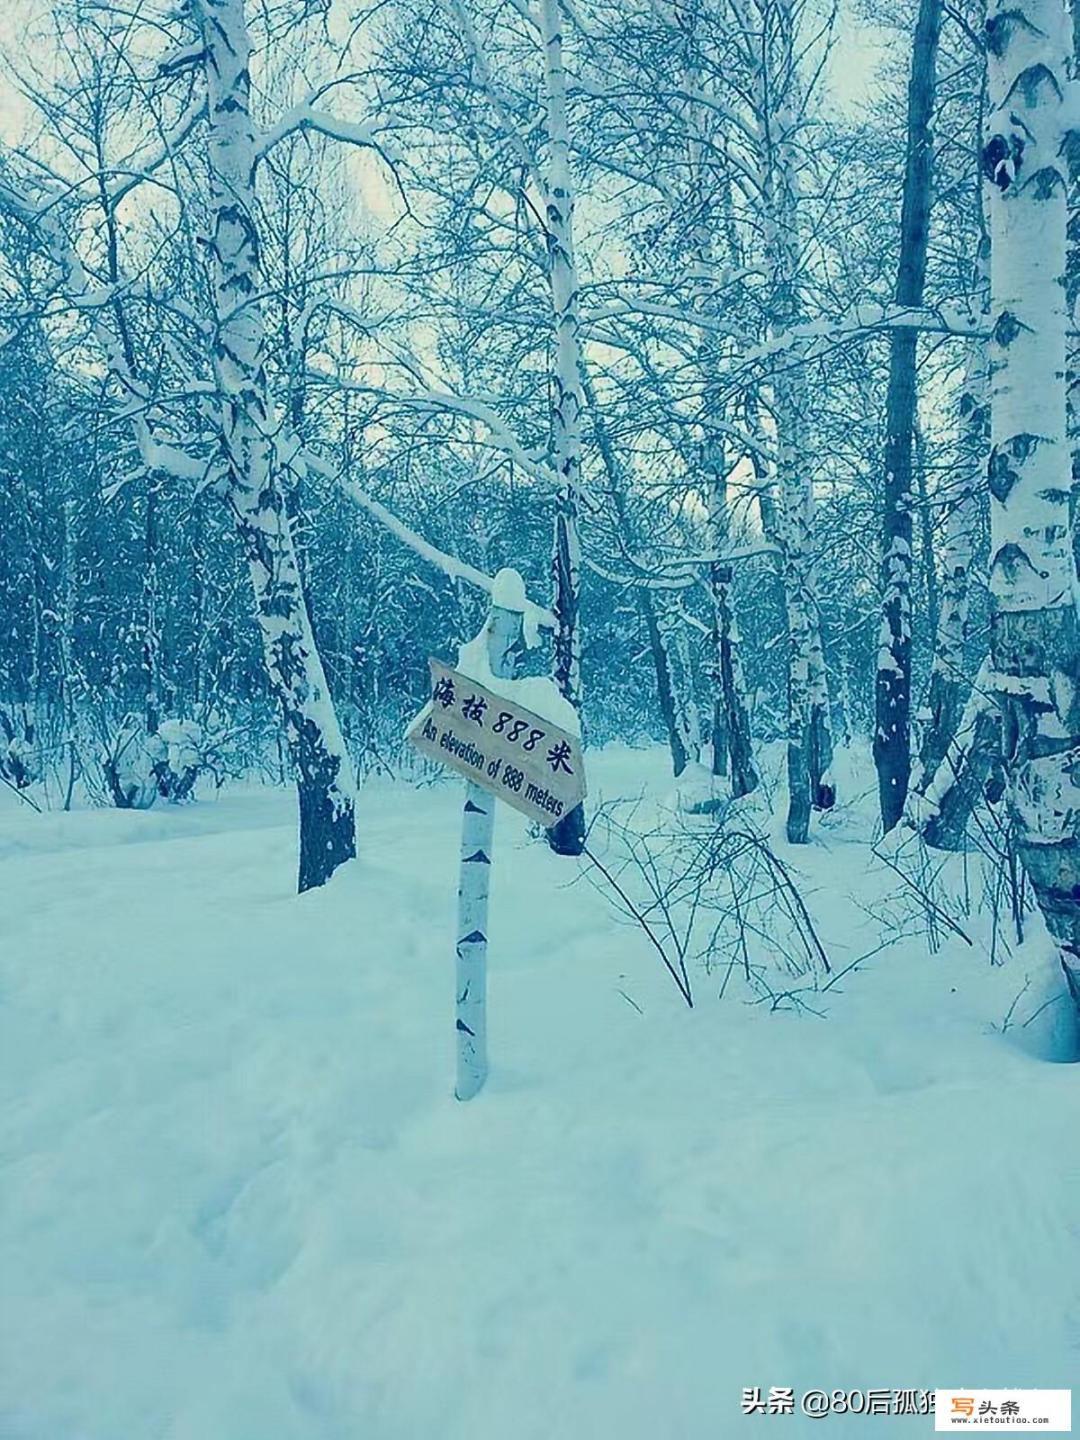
[491, 566, 527, 612]
[490, 566, 542, 649]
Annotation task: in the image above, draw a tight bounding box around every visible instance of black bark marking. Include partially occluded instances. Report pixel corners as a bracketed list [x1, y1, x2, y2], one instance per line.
[1031, 166, 1065, 201]
[874, 0, 942, 835]
[982, 133, 1022, 190]
[989, 446, 1021, 502]
[456, 1019, 475, 1036]
[990, 541, 1047, 585]
[985, 9, 1041, 59]
[989, 433, 1043, 502]
[992, 310, 1025, 348]
[1015, 62, 1064, 108]
[462, 849, 491, 864]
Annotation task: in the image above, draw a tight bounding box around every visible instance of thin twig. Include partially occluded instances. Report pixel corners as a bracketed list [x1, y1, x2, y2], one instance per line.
[872, 844, 974, 946]
[583, 842, 693, 1007]
[0, 773, 42, 812]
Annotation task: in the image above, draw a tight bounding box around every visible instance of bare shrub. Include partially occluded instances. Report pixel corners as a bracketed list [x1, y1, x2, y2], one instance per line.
[583, 798, 829, 1009]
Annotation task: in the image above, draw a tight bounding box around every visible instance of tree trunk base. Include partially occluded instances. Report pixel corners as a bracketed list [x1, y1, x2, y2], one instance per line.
[922, 709, 1003, 851]
[786, 737, 811, 844]
[808, 704, 835, 811]
[297, 776, 356, 893]
[1063, 954, 1080, 1013]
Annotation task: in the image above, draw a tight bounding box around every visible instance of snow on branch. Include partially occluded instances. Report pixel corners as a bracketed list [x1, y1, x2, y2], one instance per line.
[738, 301, 987, 372]
[302, 449, 555, 632]
[0, 163, 213, 488]
[582, 296, 747, 338]
[108, 97, 207, 205]
[585, 543, 778, 591]
[584, 296, 985, 367]
[255, 106, 396, 164]
[441, 0, 548, 203]
[304, 364, 584, 499]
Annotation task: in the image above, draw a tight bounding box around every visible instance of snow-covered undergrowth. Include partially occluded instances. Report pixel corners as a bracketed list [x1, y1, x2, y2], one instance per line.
[1, 745, 1077, 1438]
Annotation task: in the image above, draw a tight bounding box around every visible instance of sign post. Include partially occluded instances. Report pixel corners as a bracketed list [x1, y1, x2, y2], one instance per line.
[449, 599, 520, 1101]
[405, 573, 586, 1101]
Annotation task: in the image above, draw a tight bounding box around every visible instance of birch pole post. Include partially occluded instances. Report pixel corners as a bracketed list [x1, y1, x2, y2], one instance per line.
[541, 0, 587, 858]
[455, 589, 524, 1101]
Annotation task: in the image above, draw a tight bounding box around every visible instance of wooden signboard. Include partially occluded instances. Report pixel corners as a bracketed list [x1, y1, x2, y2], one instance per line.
[407, 659, 586, 828]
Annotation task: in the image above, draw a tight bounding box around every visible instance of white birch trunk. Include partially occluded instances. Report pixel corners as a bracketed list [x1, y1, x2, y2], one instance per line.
[541, 0, 586, 857]
[875, 0, 944, 831]
[705, 460, 757, 793]
[920, 661, 995, 817]
[806, 614, 835, 811]
[775, 375, 816, 845]
[982, 0, 1080, 1003]
[455, 599, 523, 1101]
[194, 0, 356, 892]
[912, 334, 987, 807]
[701, 437, 758, 797]
[768, 165, 817, 840]
[657, 599, 700, 769]
[60, 472, 79, 811]
[580, 368, 692, 776]
[757, 0, 834, 842]
[684, 26, 759, 798]
[915, 659, 1005, 851]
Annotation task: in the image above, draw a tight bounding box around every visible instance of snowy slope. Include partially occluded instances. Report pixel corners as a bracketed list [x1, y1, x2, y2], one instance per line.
[1, 747, 1077, 1439]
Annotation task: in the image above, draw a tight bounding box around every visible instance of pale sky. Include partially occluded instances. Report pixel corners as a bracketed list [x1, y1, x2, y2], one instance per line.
[823, 3, 891, 114]
[0, 0, 892, 149]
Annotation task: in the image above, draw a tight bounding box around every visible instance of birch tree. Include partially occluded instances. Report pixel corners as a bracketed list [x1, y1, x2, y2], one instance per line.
[911, 333, 989, 819]
[981, 0, 1080, 1004]
[188, 0, 358, 889]
[685, 9, 759, 798]
[3, 0, 404, 885]
[875, 0, 945, 832]
[909, 359, 1001, 860]
[582, 369, 700, 777]
[754, 0, 837, 841]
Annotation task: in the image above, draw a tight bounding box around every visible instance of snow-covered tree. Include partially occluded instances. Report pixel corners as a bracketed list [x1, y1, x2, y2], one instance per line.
[981, 0, 1080, 1005]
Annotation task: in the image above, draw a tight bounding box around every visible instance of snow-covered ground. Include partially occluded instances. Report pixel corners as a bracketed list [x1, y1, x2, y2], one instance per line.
[1, 745, 1077, 1438]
